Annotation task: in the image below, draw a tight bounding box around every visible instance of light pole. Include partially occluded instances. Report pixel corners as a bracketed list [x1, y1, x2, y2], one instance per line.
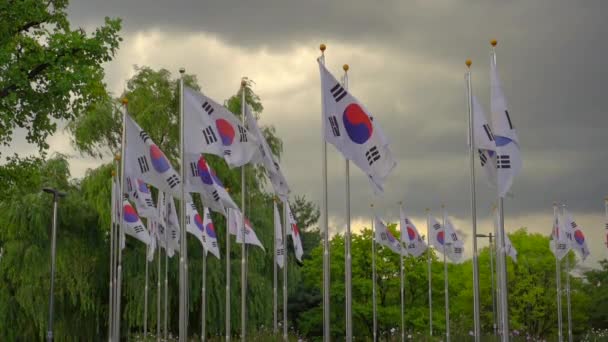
[476, 233, 496, 337]
[43, 187, 66, 342]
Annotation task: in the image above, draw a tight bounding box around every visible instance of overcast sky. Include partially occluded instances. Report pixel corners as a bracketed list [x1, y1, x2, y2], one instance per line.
[6, 0, 608, 267]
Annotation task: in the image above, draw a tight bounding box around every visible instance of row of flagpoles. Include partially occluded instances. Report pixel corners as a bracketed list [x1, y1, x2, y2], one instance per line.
[105, 38, 602, 342]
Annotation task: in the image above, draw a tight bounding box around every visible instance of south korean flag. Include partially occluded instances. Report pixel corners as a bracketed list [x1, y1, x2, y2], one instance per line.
[125, 170, 157, 220]
[374, 216, 403, 255]
[318, 60, 397, 194]
[186, 204, 220, 259]
[228, 208, 265, 251]
[183, 87, 259, 168]
[184, 153, 238, 216]
[400, 208, 427, 257]
[122, 199, 152, 246]
[562, 209, 590, 261]
[472, 95, 498, 188]
[274, 202, 285, 268]
[443, 214, 465, 263]
[125, 114, 181, 197]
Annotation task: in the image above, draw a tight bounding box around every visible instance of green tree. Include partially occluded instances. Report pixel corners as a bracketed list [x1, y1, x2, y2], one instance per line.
[0, 0, 122, 152]
[583, 259, 608, 329]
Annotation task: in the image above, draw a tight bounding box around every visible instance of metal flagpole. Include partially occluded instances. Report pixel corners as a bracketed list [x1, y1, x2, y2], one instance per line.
[465, 59, 481, 342]
[164, 240, 169, 341]
[240, 79, 248, 341]
[554, 203, 563, 342]
[283, 200, 289, 341]
[157, 236, 161, 342]
[442, 206, 450, 342]
[178, 67, 189, 342]
[144, 250, 149, 339]
[561, 204, 572, 342]
[341, 63, 353, 342]
[399, 202, 405, 342]
[492, 40, 510, 342]
[115, 97, 128, 340]
[426, 209, 433, 337]
[492, 206, 502, 337]
[605, 198, 608, 255]
[202, 249, 207, 341]
[489, 233, 497, 337]
[273, 200, 278, 335]
[226, 197, 232, 341]
[319, 43, 331, 342]
[371, 204, 377, 342]
[108, 165, 117, 341]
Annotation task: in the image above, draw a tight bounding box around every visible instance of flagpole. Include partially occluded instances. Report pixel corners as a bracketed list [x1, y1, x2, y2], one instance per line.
[108, 166, 117, 341]
[115, 97, 128, 340]
[164, 239, 169, 341]
[226, 204, 232, 340]
[605, 198, 608, 254]
[341, 63, 353, 342]
[157, 236, 161, 342]
[492, 40, 510, 342]
[399, 202, 405, 342]
[144, 250, 149, 339]
[202, 249, 207, 341]
[178, 67, 189, 342]
[371, 204, 377, 342]
[240, 79, 248, 341]
[492, 206, 502, 337]
[561, 204, 572, 342]
[426, 208, 433, 337]
[442, 206, 450, 342]
[465, 59, 482, 342]
[489, 232, 497, 337]
[283, 199, 289, 341]
[273, 200, 278, 335]
[554, 202, 563, 342]
[319, 43, 331, 342]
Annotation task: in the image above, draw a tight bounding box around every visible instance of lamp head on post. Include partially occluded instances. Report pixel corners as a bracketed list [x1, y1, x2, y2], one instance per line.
[42, 188, 67, 200]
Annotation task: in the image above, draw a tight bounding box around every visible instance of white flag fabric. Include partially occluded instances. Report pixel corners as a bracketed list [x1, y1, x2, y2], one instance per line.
[183, 87, 259, 168]
[318, 61, 397, 193]
[274, 203, 285, 268]
[428, 216, 445, 251]
[184, 153, 238, 215]
[472, 95, 498, 187]
[490, 56, 522, 198]
[491, 208, 518, 262]
[154, 191, 178, 257]
[146, 221, 157, 262]
[165, 193, 180, 252]
[228, 208, 265, 251]
[111, 176, 126, 250]
[125, 115, 182, 197]
[125, 174, 157, 219]
[374, 216, 403, 255]
[186, 204, 220, 259]
[549, 209, 570, 260]
[562, 209, 590, 261]
[399, 209, 427, 257]
[443, 215, 465, 263]
[122, 199, 152, 246]
[245, 104, 290, 200]
[286, 202, 304, 262]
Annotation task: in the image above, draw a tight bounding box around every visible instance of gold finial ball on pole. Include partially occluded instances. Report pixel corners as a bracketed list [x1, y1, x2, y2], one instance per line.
[114, 154, 121, 161]
[465, 59, 472, 68]
[179, 67, 186, 74]
[343, 64, 349, 72]
[491, 39, 498, 47]
[320, 43, 326, 52]
[241, 79, 247, 87]
[121, 98, 128, 106]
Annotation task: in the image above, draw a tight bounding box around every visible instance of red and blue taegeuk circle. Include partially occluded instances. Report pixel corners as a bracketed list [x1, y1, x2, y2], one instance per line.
[407, 226, 417, 241]
[291, 223, 300, 237]
[215, 119, 235, 146]
[194, 213, 204, 231]
[342, 103, 373, 144]
[137, 179, 150, 194]
[197, 157, 213, 185]
[149, 145, 171, 173]
[574, 230, 585, 245]
[206, 223, 217, 239]
[436, 231, 445, 245]
[123, 204, 139, 223]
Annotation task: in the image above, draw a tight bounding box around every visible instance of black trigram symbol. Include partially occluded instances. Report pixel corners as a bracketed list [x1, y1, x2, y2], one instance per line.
[454, 247, 463, 254]
[328, 115, 341, 137]
[144, 198, 154, 207]
[201, 101, 214, 115]
[566, 232, 572, 240]
[202, 235, 207, 243]
[126, 178, 134, 192]
[277, 248, 285, 256]
[451, 233, 458, 241]
[605, 223, 608, 229]
[171, 230, 178, 240]
[212, 241, 217, 248]
[404, 218, 410, 224]
[273, 161, 280, 172]
[258, 144, 266, 158]
[483, 124, 495, 142]
[138, 156, 150, 173]
[238, 125, 247, 142]
[167, 174, 180, 188]
[496, 155, 511, 169]
[365, 146, 381, 166]
[203, 126, 218, 145]
[185, 215, 191, 225]
[134, 225, 144, 234]
[557, 242, 567, 250]
[433, 223, 441, 231]
[570, 221, 578, 229]
[139, 131, 151, 143]
[190, 203, 197, 210]
[211, 190, 220, 201]
[190, 162, 198, 177]
[479, 150, 488, 167]
[505, 110, 513, 129]
[158, 224, 165, 235]
[330, 83, 347, 102]
[224, 150, 232, 156]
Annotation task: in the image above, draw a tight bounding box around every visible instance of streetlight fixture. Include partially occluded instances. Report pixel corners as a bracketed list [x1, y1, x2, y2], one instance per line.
[42, 187, 66, 342]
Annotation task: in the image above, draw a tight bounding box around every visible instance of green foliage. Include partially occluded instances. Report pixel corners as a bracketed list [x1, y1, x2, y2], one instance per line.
[0, 0, 122, 153]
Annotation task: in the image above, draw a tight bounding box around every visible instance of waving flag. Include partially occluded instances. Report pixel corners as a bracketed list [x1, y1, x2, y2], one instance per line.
[399, 209, 427, 257]
[428, 216, 445, 251]
[184, 153, 237, 215]
[125, 115, 181, 197]
[146, 221, 157, 261]
[186, 204, 220, 259]
[550, 208, 570, 260]
[154, 191, 178, 257]
[562, 209, 590, 261]
[274, 202, 285, 268]
[228, 208, 265, 251]
[443, 215, 465, 263]
[286, 202, 304, 261]
[122, 199, 152, 245]
[490, 56, 522, 198]
[125, 173, 157, 219]
[318, 61, 396, 193]
[491, 208, 518, 262]
[245, 104, 290, 199]
[111, 176, 126, 250]
[472, 95, 498, 187]
[183, 87, 259, 168]
[374, 216, 402, 255]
